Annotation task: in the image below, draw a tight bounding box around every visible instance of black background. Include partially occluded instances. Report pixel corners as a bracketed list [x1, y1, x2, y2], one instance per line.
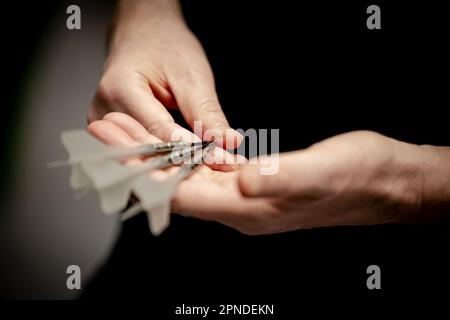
[1, 0, 449, 314]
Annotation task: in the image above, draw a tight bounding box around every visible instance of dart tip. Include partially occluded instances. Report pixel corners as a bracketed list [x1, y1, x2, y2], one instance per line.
[191, 141, 215, 148]
[191, 141, 206, 148]
[203, 141, 216, 152]
[202, 141, 212, 147]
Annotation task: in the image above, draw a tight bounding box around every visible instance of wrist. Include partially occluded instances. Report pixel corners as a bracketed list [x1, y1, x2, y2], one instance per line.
[117, 0, 183, 22]
[417, 144, 450, 219]
[110, 0, 186, 49]
[384, 140, 450, 223]
[378, 139, 424, 223]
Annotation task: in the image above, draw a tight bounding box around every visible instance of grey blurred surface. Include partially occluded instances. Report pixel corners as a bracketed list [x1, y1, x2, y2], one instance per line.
[0, 2, 119, 299]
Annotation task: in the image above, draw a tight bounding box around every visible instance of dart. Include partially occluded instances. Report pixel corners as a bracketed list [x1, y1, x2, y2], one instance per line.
[121, 142, 216, 235]
[89, 142, 207, 214]
[48, 130, 205, 190]
[50, 129, 215, 235]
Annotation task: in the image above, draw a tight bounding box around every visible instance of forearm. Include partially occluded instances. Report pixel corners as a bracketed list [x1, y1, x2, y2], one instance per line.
[117, 0, 183, 23]
[419, 145, 450, 219]
[110, 0, 185, 49]
[377, 137, 450, 223]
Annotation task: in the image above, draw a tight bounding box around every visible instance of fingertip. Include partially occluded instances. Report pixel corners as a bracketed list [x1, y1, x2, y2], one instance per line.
[87, 119, 109, 140]
[203, 127, 243, 150]
[86, 119, 137, 147]
[203, 146, 238, 169]
[224, 129, 244, 150]
[202, 130, 225, 149]
[87, 120, 101, 135]
[103, 112, 153, 143]
[207, 163, 237, 172]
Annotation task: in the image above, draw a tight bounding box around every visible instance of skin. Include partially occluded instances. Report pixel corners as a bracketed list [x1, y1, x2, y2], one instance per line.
[88, 0, 242, 151]
[88, 0, 450, 234]
[88, 113, 450, 235]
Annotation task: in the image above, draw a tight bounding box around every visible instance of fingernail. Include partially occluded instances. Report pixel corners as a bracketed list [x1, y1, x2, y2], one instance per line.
[224, 129, 243, 150]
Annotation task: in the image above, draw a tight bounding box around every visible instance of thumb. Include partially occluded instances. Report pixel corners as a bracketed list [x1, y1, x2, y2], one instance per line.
[169, 75, 243, 150]
[238, 155, 294, 198]
[238, 151, 325, 198]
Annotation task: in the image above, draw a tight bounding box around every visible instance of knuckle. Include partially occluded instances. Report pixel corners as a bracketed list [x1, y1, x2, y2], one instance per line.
[96, 79, 118, 103]
[146, 121, 174, 141]
[102, 111, 127, 122]
[96, 70, 129, 104]
[178, 69, 196, 84]
[197, 99, 222, 115]
[146, 122, 165, 135]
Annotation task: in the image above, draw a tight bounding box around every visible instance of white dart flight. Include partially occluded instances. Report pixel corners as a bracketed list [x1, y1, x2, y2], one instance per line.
[122, 142, 215, 235]
[50, 129, 214, 235]
[87, 146, 204, 215]
[49, 130, 203, 189]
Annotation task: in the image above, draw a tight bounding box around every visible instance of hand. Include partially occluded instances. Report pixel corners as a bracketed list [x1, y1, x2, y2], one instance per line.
[175, 130, 426, 234]
[89, 113, 434, 235]
[88, 0, 242, 150]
